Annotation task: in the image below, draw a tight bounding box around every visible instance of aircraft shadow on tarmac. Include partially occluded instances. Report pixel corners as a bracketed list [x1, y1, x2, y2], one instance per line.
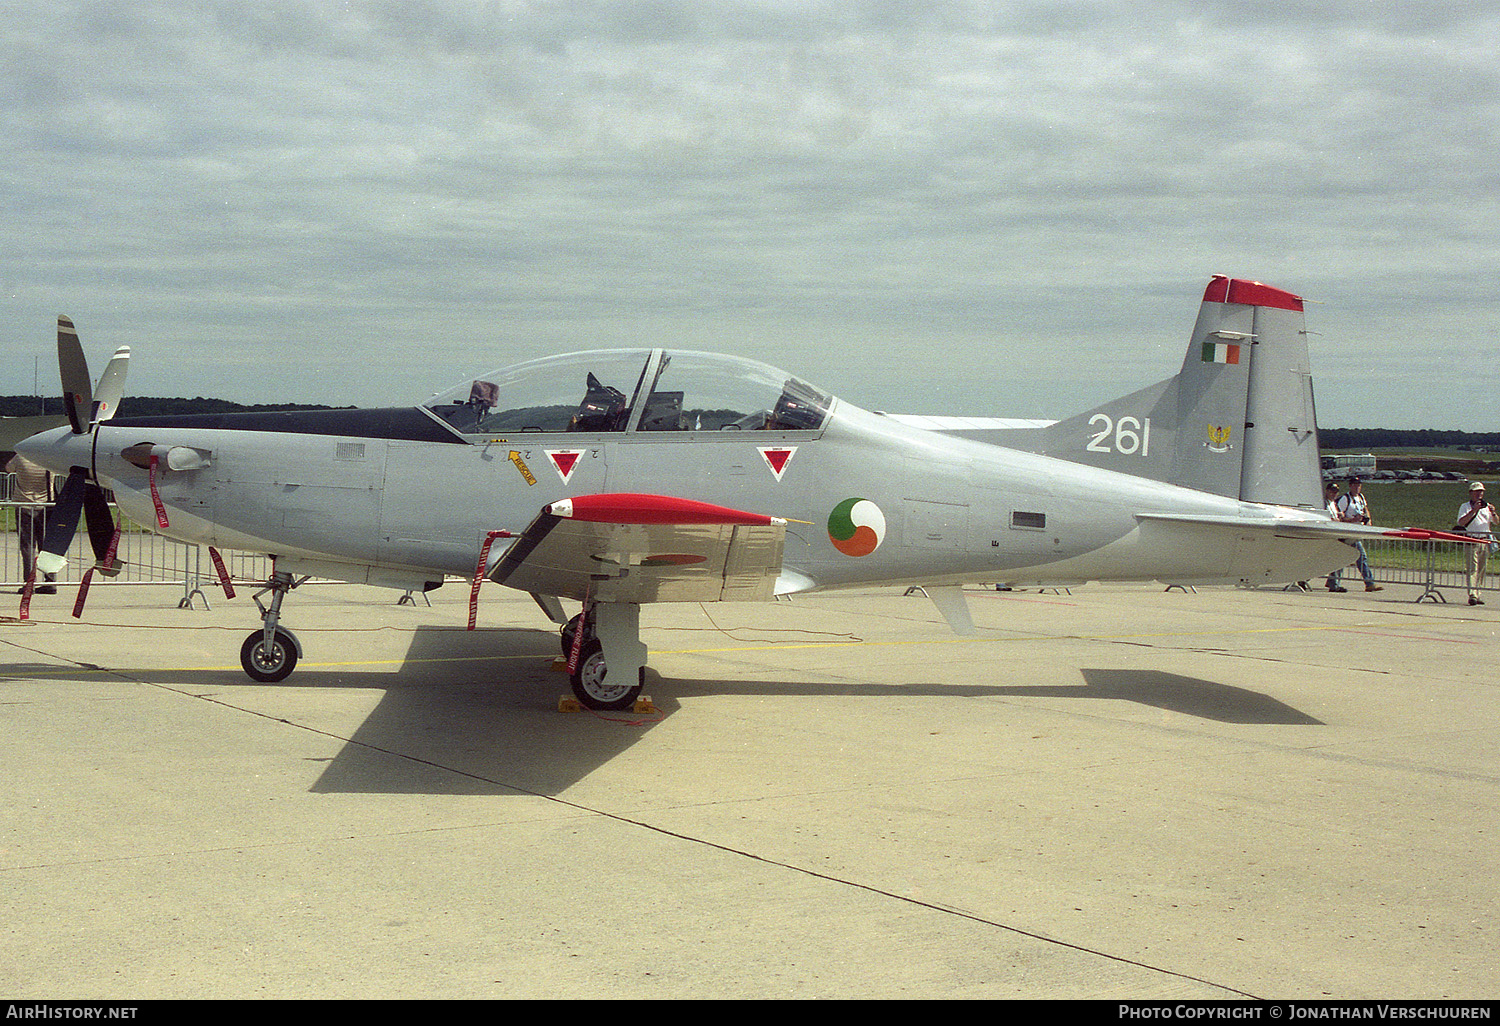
[20, 626, 1317, 795]
[10, 624, 664, 798]
[307, 669, 1326, 798]
[662, 669, 1322, 726]
[292, 624, 681, 797]
[302, 641, 1320, 796]
[1075, 669, 1321, 725]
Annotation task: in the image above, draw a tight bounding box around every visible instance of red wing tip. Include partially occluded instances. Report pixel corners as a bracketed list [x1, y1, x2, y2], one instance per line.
[1204, 275, 1304, 312]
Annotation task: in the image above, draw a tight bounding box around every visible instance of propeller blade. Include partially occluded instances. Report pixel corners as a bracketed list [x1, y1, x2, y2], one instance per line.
[57, 316, 92, 435]
[92, 346, 130, 424]
[36, 468, 86, 576]
[35, 319, 126, 578]
[83, 482, 120, 576]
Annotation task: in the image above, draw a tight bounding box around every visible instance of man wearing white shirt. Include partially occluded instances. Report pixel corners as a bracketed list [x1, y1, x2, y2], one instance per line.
[1335, 478, 1382, 592]
[1457, 481, 1495, 606]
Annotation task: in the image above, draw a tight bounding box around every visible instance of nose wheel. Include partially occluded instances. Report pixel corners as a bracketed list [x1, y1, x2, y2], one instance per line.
[241, 628, 299, 682]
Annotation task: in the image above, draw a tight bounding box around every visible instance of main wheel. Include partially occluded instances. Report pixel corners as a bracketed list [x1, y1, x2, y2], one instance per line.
[241, 628, 298, 682]
[569, 638, 643, 711]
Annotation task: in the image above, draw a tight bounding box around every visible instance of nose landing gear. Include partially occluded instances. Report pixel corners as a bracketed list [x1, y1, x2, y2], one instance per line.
[239, 569, 304, 682]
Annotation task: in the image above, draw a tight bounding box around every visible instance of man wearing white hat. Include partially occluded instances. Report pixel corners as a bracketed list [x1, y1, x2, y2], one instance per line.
[1457, 482, 1495, 605]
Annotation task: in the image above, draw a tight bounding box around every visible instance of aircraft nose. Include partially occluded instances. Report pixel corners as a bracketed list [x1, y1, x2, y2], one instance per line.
[14, 425, 91, 476]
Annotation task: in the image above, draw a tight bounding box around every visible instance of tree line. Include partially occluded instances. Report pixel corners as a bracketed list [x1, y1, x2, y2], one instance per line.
[1318, 428, 1500, 450]
[1, 395, 344, 418]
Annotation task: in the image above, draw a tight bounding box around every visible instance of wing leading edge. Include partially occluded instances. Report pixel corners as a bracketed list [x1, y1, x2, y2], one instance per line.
[490, 493, 788, 604]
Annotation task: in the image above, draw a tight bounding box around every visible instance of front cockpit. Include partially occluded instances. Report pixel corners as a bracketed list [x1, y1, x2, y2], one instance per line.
[421, 349, 834, 438]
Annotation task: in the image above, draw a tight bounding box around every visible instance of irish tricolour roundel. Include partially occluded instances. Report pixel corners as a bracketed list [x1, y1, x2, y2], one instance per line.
[828, 498, 886, 557]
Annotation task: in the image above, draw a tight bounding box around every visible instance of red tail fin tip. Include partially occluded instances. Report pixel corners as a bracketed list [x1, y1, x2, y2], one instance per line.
[1204, 275, 1304, 312]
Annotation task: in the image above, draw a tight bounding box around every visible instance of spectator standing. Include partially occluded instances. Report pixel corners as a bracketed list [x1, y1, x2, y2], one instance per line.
[1457, 482, 1495, 606]
[5, 453, 55, 594]
[1335, 478, 1382, 592]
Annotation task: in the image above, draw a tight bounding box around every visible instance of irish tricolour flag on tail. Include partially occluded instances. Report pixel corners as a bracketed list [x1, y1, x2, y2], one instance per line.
[1202, 341, 1241, 364]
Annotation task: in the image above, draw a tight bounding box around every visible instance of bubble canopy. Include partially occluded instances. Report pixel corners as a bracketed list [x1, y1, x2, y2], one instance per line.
[422, 350, 835, 436]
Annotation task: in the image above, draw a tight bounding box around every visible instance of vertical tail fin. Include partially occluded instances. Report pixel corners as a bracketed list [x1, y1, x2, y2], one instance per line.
[974, 276, 1321, 508]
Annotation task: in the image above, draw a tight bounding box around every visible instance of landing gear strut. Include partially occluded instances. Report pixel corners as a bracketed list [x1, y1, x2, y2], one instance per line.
[240, 570, 304, 682]
[563, 602, 646, 711]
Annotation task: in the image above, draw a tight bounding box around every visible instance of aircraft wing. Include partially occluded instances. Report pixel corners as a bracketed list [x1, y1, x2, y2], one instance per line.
[1, 415, 69, 452]
[490, 493, 789, 604]
[1137, 513, 1481, 545]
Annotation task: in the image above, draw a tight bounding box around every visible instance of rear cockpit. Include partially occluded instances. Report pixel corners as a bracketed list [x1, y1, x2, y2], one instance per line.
[422, 349, 834, 438]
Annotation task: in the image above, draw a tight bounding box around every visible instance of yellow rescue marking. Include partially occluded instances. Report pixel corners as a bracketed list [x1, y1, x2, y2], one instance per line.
[508, 450, 537, 485]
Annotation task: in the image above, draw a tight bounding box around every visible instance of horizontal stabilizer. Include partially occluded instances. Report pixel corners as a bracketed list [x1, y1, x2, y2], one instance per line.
[1137, 513, 1485, 545]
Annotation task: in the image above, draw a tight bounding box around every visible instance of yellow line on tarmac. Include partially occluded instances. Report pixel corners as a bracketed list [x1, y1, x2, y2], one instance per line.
[159, 652, 548, 674]
[652, 621, 1368, 657]
[39, 622, 1378, 677]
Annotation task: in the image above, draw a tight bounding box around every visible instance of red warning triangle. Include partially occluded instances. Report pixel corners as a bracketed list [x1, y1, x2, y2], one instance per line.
[547, 449, 583, 483]
[758, 446, 796, 481]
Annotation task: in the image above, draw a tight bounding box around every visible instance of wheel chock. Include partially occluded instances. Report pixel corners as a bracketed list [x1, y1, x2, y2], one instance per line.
[550, 656, 568, 672]
[557, 695, 657, 714]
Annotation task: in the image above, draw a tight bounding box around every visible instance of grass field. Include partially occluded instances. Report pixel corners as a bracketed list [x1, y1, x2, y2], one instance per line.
[1355, 481, 1475, 532]
[1339, 481, 1489, 575]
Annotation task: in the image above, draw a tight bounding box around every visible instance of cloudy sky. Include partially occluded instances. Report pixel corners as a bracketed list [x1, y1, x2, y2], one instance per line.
[3, 1, 1497, 429]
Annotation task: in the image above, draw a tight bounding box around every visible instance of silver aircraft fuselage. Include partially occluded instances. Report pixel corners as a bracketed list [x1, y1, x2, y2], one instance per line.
[18, 347, 1351, 595]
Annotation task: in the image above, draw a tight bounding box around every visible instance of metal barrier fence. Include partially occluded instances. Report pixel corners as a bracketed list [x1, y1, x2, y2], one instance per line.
[1347, 536, 1496, 602]
[3, 499, 271, 608]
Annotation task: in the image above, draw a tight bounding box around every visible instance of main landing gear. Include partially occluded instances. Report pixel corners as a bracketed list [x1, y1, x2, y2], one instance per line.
[230, 573, 647, 710]
[560, 601, 647, 711]
[239, 570, 305, 683]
